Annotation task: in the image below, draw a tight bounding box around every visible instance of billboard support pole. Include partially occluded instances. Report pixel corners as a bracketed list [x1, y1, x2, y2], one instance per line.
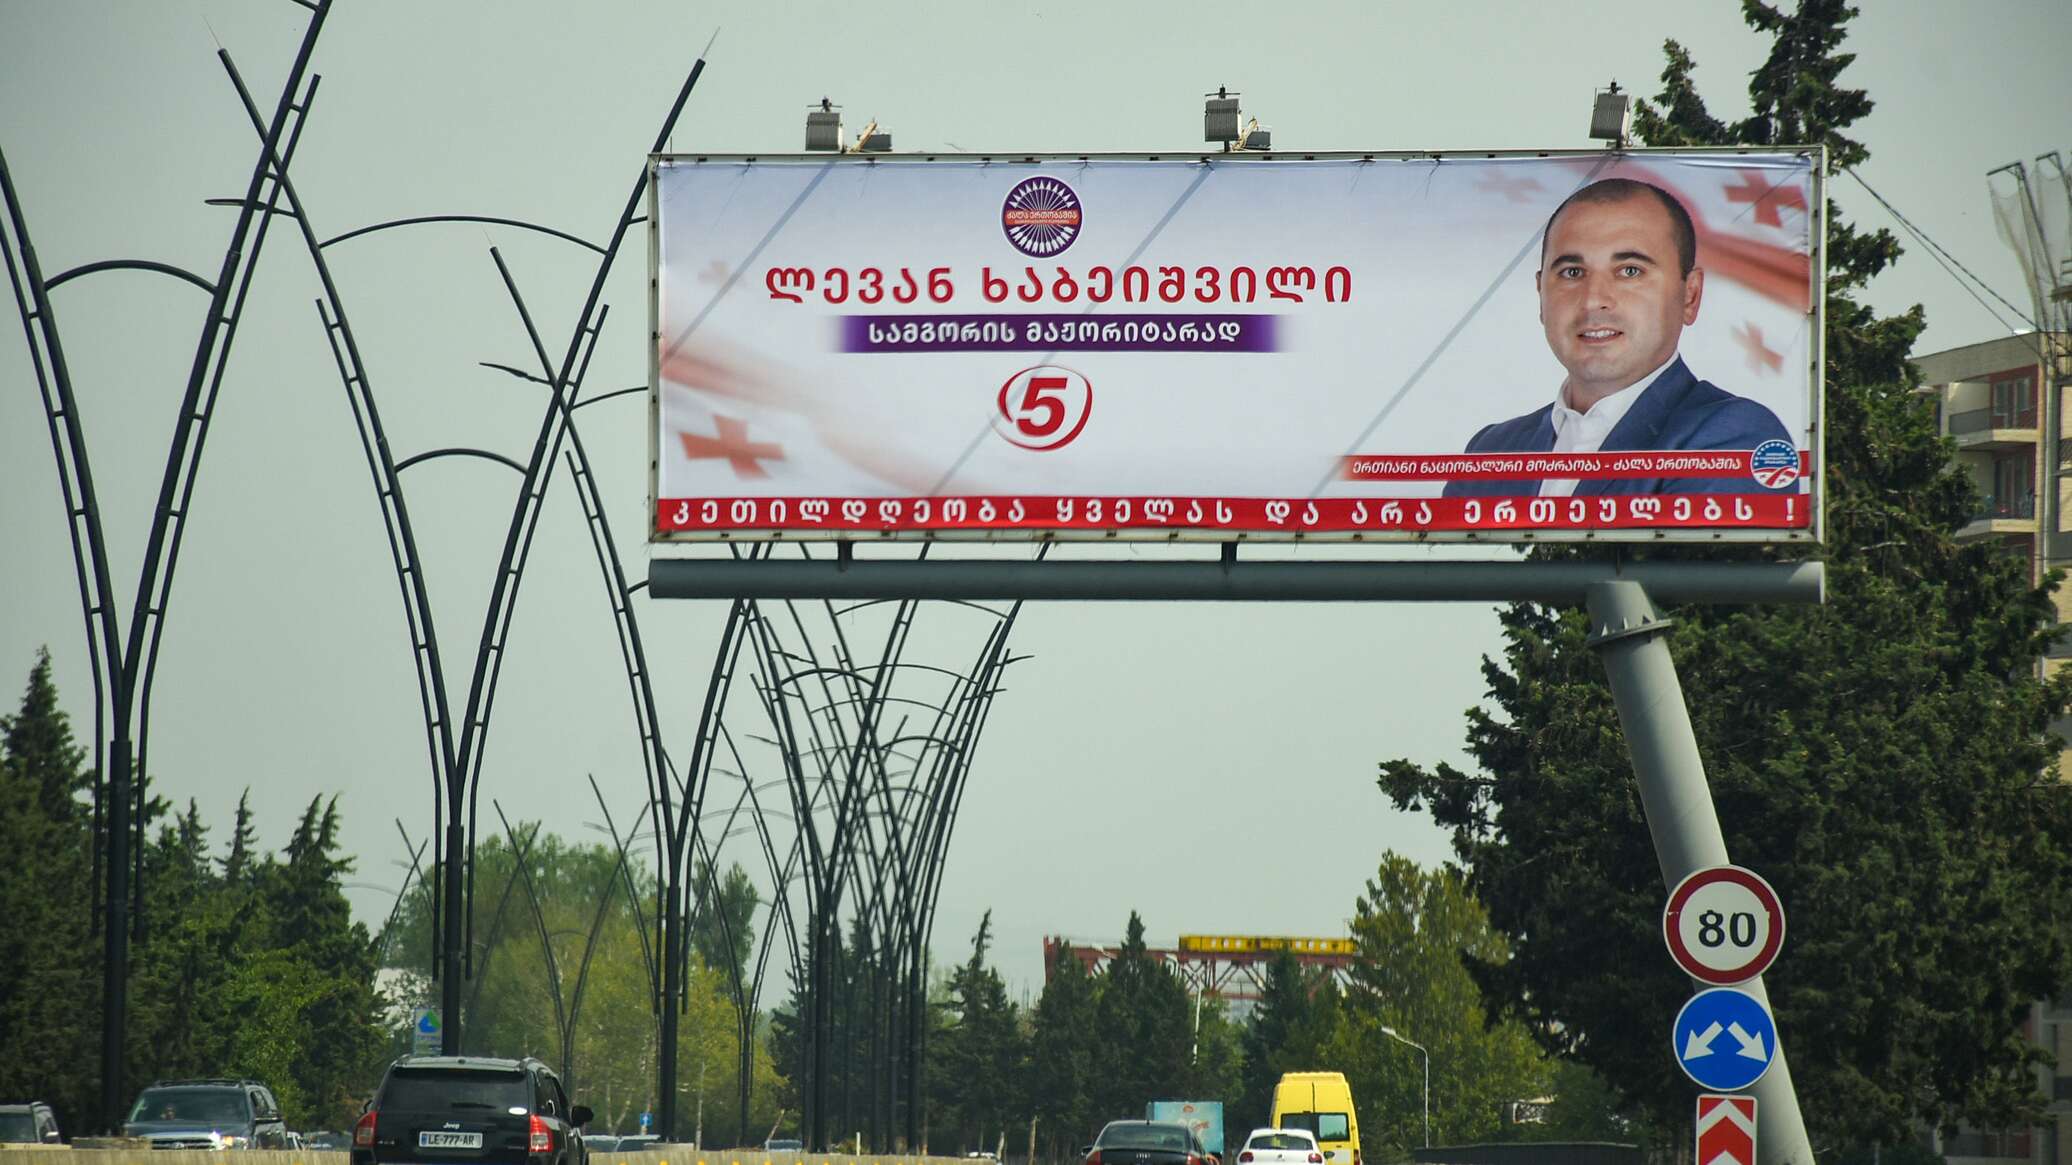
[1584, 579, 1811, 1165]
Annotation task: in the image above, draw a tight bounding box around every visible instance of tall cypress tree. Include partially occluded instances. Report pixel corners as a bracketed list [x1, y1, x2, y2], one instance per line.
[0, 650, 99, 1136]
[1029, 945, 1099, 1154]
[1379, 0, 2072, 1144]
[1090, 913, 1193, 1123]
[927, 912, 1026, 1154]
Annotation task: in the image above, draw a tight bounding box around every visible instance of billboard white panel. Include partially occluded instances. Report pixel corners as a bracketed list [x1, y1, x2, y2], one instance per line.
[649, 149, 1822, 542]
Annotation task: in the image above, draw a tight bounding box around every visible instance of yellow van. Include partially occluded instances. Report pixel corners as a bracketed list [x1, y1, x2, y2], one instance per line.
[1269, 1072, 1359, 1165]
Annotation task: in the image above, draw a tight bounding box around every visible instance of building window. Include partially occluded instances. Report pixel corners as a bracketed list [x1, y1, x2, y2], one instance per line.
[1990, 455, 2035, 515]
[1989, 454, 2036, 518]
[1991, 375, 2036, 427]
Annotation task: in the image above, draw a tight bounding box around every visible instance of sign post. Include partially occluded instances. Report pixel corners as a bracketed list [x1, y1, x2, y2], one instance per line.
[410, 1007, 441, 1056]
[1587, 581, 1812, 1163]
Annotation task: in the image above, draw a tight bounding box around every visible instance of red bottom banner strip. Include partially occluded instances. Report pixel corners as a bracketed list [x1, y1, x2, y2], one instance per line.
[656, 494, 1810, 534]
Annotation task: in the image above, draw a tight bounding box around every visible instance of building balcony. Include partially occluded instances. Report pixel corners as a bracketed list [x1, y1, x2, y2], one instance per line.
[1947, 406, 2039, 449]
[1956, 494, 2038, 540]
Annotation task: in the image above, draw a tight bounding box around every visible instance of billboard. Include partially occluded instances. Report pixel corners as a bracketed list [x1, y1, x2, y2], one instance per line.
[1145, 1100, 1224, 1156]
[650, 149, 1822, 542]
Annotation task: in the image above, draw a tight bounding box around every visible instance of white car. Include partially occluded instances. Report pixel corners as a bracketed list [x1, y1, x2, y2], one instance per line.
[1237, 1129, 1324, 1165]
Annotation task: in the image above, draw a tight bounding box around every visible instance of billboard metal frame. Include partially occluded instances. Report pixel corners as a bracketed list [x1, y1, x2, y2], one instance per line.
[647, 146, 1826, 547]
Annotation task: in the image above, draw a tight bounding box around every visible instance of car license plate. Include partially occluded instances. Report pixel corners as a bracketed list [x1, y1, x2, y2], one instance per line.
[419, 1132, 483, 1149]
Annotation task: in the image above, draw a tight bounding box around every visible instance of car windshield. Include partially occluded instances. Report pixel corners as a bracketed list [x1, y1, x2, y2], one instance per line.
[130, 1090, 248, 1124]
[1101, 1126, 1190, 1152]
[0, 1114, 37, 1142]
[383, 1069, 530, 1111]
[1248, 1135, 1312, 1152]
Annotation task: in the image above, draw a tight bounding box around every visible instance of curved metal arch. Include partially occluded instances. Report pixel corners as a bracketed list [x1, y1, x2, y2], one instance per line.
[131, 47, 332, 920]
[830, 595, 1012, 620]
[2, 10, 334, 1127]
[571, 385, 645, 410]
[44, 258, 217, 295]
[491, 802, 571, 1076]
[586, 774, 658, 994]
[447, 55, 710, 1069]
[393, 446, 527, 474]
[320, 214, 606, 255]
[720, 719, 808, 987]
[228, 41, 713, 1071]
[795, 597, 926, 1148]
[218, 55, 463, 996]
[0, 146, 123, 949]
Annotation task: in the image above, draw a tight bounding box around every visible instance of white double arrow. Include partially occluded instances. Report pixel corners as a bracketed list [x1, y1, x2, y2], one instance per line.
[1682, 1020, 1768, 1062]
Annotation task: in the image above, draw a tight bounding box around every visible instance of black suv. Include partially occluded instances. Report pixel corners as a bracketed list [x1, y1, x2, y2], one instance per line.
[124, 1080, 289, 1149]
[0, 1101, 62, 1144]
[355, 1056, 589, 1165]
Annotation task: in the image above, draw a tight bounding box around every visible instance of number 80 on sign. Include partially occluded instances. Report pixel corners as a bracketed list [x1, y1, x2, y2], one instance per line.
[1662, 866, 1785, 986]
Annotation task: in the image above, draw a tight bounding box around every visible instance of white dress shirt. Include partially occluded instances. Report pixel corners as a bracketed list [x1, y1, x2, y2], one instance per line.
[1538, 353, 1681, 497]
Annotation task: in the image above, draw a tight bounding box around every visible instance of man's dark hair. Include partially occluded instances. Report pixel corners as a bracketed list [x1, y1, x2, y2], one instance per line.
[1540, 177, 1698, 277]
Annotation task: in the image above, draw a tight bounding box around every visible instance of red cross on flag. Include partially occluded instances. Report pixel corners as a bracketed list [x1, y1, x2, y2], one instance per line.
[1696, 1095, 1757, 1165]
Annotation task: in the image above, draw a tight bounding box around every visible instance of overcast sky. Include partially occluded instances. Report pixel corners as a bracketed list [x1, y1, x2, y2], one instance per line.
[3, 0, 2067, 999]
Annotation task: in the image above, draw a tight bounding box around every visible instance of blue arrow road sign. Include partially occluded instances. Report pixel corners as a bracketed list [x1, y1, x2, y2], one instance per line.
[1672, 987, 1777, 1091]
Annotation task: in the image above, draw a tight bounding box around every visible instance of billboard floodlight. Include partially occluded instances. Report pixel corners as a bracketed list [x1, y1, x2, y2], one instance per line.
[861, 131, 893, 152]
[1204, 86, 1242, 145]
[1589, 81, 1630, 145]
[1241, 122, 1271, 151]
[806, 97, 843, 152]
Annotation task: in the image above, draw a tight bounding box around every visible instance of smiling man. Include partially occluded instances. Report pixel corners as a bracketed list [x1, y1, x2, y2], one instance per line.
[1443, 177, 1793, 498]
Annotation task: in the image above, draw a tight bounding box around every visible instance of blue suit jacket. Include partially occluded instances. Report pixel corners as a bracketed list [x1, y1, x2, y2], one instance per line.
[1441, 359, 1795, 498]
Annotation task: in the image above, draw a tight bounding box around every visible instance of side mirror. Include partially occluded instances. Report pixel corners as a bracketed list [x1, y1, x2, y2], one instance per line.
[1080, 1148, 1094, 1157]
[571, 1106, 594, 1128]
[43, 1132, 62, 1145]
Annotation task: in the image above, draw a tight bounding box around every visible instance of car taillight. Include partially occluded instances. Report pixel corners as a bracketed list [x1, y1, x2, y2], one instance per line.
[1085, 1152, 1102, 1165]
[528, 1115, 553, 1154]
[1308, 1155, 1324, 1163]
[1238, 1154, 1253, 1163]
[354, 1111, 377, 1148]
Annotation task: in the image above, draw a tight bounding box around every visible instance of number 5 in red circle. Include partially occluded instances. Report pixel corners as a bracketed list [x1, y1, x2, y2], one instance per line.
[995, 365, 1092, 451]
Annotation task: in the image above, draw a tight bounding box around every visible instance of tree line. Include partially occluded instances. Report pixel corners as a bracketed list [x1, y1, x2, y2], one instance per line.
[914, 865, 1644, 1164]
[0, 649, 390, 1134]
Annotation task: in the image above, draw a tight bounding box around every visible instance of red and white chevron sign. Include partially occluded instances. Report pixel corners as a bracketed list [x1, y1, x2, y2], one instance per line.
[1696, 1095, 1757, 1165]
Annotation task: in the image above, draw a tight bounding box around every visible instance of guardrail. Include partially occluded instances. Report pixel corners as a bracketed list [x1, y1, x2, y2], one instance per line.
[2, 1151, 976, 1165]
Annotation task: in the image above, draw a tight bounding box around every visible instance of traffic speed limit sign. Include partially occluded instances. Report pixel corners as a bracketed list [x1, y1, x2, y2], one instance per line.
[1663, 866, 1785, 985]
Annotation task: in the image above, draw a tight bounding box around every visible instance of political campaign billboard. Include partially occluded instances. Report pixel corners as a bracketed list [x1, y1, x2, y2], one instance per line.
[650, 149, 1822, 542]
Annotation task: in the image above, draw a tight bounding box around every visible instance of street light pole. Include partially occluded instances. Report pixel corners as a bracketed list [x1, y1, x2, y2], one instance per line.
[1377, 1026, 1429, 1149]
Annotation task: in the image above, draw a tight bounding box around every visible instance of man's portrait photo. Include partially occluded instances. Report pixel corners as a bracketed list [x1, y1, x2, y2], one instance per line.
[1444, 176, 1796, 498]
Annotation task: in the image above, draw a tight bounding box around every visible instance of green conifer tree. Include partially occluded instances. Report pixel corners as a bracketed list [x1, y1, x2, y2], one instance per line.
[1379, 0, 2072, 1143]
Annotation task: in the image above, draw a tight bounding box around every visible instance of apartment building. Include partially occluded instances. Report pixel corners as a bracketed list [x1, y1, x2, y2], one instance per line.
[1914, 330, 2072, 1165]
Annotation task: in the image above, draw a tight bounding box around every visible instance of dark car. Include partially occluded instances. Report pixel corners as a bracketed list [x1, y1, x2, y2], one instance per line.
[0, 1102, 62, 1145]
[353, 1055, 590, 1165]
[124, 1080, 289, 1149]
[1087, 1121, 1215, 1165]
